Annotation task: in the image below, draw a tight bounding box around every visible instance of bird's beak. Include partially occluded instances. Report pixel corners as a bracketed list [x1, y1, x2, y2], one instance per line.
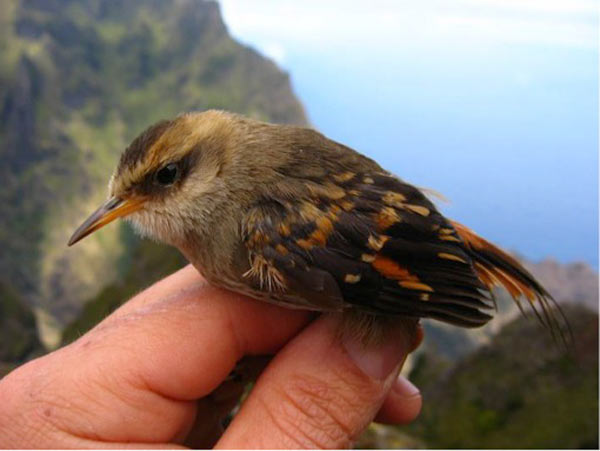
[68, 196, 145, 246]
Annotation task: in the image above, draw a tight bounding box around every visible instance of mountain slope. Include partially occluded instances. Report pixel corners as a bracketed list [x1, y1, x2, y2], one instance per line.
[408, 304, 598, 449]
[0, 281, 44, 376]
[0, 0, 307, 326]
[524, 258, 599, 311]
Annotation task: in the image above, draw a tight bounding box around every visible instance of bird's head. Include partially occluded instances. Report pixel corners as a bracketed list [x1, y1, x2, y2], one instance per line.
[68, 110, 271, 247]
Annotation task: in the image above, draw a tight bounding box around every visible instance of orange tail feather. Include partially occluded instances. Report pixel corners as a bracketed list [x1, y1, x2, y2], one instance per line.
[451, 220, 570, 344]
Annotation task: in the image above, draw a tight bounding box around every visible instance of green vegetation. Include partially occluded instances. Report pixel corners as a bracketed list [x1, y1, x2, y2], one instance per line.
[0, 0, 306, 328]
[0, 282, 44, 376]
[1, 2, 596, 449]
[61, 232, 186, 344]
[407, 304, 598, 449]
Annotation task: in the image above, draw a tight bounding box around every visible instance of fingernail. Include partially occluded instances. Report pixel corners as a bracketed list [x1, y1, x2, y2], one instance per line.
[393, 375, 420, 399]
[343, 332, 407, 381]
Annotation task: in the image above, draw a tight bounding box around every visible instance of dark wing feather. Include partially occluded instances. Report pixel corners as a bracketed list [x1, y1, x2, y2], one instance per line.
[243, 171, 496, 327]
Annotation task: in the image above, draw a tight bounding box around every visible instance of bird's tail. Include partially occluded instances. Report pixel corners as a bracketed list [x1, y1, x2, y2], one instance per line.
[451, 220, 571, 344]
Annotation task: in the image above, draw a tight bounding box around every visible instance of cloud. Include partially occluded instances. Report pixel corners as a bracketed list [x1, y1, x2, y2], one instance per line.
[435, 13, 597, 49]
[219, 0, 598, 50]
[260, 41, 287, 66]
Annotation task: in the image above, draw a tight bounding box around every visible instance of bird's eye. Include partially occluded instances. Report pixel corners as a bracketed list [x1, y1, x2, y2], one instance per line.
[155, 163, 179, 186]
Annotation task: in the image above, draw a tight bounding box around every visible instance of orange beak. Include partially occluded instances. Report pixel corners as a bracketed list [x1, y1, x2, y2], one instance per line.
[68, 196, 145, 246]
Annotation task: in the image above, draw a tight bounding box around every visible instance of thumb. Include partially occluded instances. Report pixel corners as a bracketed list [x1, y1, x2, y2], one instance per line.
[216, 314, 416, 449]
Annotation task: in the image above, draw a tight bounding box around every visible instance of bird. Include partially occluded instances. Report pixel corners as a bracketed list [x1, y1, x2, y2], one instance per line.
[68, 110, 566, 344]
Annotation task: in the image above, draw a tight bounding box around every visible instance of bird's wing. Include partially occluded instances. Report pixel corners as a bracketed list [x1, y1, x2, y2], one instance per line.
[242, 171, 499, 327]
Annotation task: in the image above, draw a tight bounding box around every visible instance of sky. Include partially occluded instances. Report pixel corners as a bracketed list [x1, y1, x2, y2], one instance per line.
[219, 0, 599, 267]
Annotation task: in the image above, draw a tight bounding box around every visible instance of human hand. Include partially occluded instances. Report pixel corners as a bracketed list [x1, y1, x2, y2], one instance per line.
[0, 265, 422, 448]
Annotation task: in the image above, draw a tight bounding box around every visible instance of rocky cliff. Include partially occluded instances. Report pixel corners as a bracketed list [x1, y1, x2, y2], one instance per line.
[0, 0, 307, 329]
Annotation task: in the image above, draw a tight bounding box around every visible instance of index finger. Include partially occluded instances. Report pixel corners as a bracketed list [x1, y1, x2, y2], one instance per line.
[81, 265, 313, 400]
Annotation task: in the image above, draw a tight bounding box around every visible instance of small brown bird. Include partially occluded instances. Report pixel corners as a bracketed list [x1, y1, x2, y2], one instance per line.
[69, 110, 564, 342]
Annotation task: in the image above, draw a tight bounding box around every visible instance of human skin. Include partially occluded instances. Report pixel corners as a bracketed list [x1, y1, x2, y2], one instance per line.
[0, 265, 422, 448]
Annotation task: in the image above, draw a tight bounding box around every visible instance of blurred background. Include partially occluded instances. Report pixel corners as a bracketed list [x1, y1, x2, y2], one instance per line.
[0, 0, 597, 448]
[220, 0, 599, 268]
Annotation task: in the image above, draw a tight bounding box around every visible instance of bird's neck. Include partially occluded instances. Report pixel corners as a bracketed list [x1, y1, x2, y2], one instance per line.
[176, 206, 247, 284]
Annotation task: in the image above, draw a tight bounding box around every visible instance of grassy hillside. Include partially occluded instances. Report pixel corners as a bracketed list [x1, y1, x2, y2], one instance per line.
[407, 304, 598, 449]
[61, 234, 187, 344]
[1, 2, 596, 448]
[0, 282, 44, 376]
[0, 0, 306, 327]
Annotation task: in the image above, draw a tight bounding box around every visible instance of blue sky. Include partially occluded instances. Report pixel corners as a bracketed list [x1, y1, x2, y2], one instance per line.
[220, 0, 599, 267]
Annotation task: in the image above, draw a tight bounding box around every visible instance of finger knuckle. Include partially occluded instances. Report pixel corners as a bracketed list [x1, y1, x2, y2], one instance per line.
[261, 373, 374, 448]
